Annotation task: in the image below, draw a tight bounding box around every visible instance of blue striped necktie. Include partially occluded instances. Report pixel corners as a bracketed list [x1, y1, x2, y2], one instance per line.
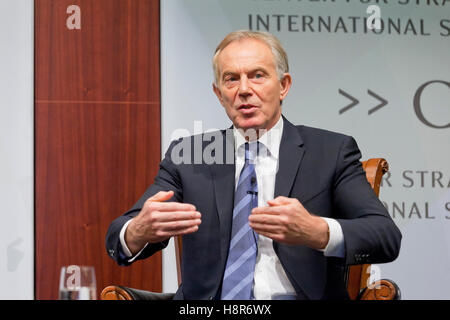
[221, 142, 258, 300]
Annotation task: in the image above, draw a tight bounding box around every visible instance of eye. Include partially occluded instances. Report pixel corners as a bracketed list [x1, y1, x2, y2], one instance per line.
[252, 71, 265, 81]
[224, 75, 238, 83]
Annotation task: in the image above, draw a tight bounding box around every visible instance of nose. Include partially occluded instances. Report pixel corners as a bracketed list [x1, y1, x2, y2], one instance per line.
[238, 76, 251, 98]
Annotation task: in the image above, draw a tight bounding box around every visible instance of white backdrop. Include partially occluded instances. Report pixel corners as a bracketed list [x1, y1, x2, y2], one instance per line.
[161, 0, 450, 299]
[0, 0, 34, 299]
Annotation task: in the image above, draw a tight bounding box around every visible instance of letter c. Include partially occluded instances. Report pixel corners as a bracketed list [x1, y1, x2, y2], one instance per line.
[413, 80, 450, 129]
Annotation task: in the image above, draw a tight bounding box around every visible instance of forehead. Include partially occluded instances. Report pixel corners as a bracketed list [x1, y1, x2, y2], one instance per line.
[216, 38, 276, 73]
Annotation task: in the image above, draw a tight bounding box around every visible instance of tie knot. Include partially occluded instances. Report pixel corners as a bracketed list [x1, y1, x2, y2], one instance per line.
[245, 142, 259, 162]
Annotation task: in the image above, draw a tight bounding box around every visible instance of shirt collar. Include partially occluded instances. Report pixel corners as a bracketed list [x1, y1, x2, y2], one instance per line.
[233, 115, 284, 159]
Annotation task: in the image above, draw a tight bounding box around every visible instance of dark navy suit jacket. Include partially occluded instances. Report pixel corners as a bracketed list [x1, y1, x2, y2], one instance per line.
[105, 116, 401, 300]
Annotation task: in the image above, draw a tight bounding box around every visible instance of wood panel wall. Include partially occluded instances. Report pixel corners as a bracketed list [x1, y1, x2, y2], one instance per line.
[35, 0, 162, 299]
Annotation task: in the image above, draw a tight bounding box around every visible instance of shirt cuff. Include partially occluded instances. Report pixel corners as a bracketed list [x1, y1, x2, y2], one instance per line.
[119, 218, 148, 262]
[318, 217, 345, 258]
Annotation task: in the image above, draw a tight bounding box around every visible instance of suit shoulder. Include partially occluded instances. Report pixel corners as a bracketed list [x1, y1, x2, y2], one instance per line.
[296, 125, 352, 144]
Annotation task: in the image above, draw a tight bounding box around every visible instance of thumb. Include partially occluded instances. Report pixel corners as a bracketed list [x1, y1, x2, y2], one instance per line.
[149, 190, 174, 202]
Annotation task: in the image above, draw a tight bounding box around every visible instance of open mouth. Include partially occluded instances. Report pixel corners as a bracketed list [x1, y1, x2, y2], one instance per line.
[238, 104, 258, 114]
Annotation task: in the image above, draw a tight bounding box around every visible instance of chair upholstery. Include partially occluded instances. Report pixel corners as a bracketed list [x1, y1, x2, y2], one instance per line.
[101, 158, 400, 300]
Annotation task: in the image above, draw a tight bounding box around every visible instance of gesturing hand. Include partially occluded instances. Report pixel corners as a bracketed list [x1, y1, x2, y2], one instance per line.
[125, 190, 201, 255]
[248, 196, 329, 250]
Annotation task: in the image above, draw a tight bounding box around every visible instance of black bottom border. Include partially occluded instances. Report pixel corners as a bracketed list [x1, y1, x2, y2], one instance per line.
[0, 300, 446, 318]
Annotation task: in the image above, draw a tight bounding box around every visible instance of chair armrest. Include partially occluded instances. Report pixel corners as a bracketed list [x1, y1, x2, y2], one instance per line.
[101, 285, 175, 300]
[357, 279, 401, 300]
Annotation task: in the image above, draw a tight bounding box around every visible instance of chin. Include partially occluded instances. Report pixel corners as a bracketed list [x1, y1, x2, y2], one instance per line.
[235, 117, 265, 131]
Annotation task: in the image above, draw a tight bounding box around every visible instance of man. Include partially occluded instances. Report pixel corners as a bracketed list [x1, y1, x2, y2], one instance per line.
[106, 30, 401, 300]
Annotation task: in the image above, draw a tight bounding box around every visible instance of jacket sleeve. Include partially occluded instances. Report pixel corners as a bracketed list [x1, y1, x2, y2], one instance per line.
[105, 139, 184, 266]
[333, 136, 402, 265]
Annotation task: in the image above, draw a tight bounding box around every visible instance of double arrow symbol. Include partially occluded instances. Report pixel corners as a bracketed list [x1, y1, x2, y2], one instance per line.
[339, 89, 388, 115]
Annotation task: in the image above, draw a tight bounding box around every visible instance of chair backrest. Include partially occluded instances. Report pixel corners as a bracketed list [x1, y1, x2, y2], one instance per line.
[174, 158, 389, 299]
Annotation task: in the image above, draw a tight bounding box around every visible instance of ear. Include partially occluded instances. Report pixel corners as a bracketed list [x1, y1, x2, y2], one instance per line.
[279, 73, 292, 102]
[213, 82, 224, 106]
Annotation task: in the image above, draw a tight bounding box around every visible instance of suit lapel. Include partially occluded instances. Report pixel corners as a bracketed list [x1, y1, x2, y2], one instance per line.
[274, 117, 305, 198]
[209, 129, 235, 263]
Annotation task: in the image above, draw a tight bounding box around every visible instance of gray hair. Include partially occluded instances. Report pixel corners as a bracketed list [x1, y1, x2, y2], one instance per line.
[212, 30, 289, 85]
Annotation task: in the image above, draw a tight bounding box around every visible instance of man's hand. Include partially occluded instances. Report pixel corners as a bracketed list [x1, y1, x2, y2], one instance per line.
[248, 196, 329, 250]
[125, 190, 201, 255]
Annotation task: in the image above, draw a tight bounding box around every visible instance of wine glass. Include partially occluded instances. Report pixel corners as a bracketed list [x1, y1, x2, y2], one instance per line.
[59, 265, 97, 300]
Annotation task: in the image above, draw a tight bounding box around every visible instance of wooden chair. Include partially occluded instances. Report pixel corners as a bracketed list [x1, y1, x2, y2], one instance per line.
[101, 158, 400, 300]
[346, 158, 400, 300]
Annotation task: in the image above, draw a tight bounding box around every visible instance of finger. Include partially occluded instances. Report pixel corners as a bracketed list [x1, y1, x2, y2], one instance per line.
[177, 225, 200, 235]
[152, 210, 201, 222]
[149, 190, 174, 202]
[158, 218, 202, 232]
[151, 225, 200, 241]
[252, 229, 283, 242]
[267, 196, 294, 206]
[251, 205, 283, 215]
[148, 201, 196, 212]
[171, 225, 200, 236]
[249, 221, 282, 233]
[248, 213, 281, 225]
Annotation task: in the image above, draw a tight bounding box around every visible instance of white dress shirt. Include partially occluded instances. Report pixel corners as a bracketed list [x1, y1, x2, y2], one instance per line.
[120, 115, 345, 299]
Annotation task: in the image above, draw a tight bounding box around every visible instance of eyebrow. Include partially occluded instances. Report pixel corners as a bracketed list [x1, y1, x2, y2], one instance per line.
[222, 71, 237, 79]
[221, 67, 269, 79]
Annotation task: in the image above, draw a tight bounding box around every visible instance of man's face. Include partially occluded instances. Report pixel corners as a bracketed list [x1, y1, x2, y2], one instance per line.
[213, 38, 292, 132]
